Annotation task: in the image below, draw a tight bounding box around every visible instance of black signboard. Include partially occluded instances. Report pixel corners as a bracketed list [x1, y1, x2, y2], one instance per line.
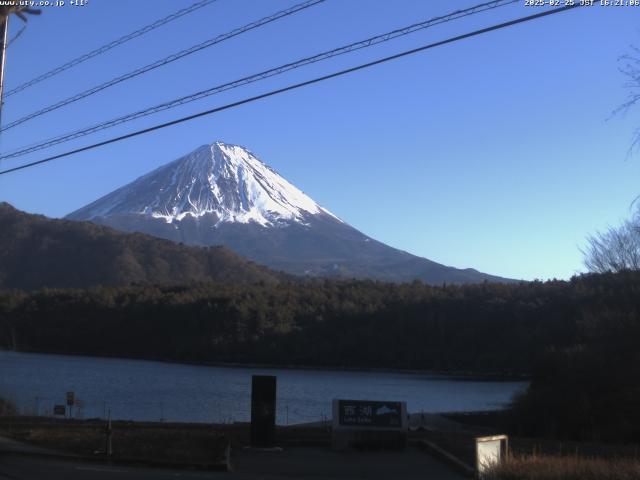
[53, 405, 66, 415]
[250, 375, 276, 447]
[338, 400, 402, 428]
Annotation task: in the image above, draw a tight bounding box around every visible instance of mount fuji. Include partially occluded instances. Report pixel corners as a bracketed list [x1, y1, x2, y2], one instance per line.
[67, 141, 509, 284]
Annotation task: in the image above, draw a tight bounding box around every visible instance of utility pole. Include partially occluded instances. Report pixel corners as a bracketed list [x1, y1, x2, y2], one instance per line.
[0, 11, 10, 127]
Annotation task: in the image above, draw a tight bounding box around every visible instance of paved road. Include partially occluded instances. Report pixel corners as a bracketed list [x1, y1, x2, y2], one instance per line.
[232, 446, 465, 479]
[0, 447, 465, 479]
[0, 454, 216, 480]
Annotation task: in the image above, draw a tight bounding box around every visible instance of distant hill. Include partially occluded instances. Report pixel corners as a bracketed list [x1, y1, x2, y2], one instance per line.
[0, 203, 282, 290]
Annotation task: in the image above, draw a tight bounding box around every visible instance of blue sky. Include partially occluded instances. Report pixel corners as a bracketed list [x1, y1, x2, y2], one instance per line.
[0, 0, 638, 281]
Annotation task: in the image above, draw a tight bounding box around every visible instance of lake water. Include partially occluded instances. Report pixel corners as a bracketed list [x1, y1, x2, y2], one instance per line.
[0, 350, 527, 425]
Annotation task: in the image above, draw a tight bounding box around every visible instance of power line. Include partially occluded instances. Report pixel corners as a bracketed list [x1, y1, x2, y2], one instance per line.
[0, 0, 519, 161]
[4, 0, 220, 98]
[0, 0, 325, 133]
[0, 4, 583, 177]
[0, 7, 40, 131]
[7, 23, 26, 47]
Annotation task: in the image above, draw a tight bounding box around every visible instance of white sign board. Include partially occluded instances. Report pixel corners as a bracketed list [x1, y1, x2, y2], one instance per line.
[476, 435, 508, 476]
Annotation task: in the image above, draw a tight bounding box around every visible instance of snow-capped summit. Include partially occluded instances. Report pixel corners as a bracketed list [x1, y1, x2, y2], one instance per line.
[67, 141, 511, 284]
[70, 141, 338, 227]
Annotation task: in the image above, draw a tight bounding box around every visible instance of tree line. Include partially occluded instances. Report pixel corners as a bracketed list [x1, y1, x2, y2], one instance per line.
[0, 278, 571, 373]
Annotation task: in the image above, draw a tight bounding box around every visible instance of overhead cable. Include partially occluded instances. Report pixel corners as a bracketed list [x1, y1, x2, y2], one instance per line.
[0, 0, 325, 132]
[0, 4, 583, 176]
[0, 0, 518, 161]
[4, 0, 221, 98]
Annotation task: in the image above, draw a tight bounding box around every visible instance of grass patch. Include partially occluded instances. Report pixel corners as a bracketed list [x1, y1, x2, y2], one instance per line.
[0, 418, 228, 467]
[487, 454, 640, 480]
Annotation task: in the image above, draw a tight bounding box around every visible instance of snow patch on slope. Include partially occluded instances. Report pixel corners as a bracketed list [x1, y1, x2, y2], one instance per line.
[69, 141, 340, 227]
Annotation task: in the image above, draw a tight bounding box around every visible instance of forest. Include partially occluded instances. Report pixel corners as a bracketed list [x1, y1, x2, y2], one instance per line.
[0, 202, 283, 290]
[1, 270, 639, 441]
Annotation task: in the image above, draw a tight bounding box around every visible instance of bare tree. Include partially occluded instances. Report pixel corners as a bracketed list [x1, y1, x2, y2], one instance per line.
[583, 216, 640, 273]
[616, 45, 640, 153]
[584, 45, 640, 272]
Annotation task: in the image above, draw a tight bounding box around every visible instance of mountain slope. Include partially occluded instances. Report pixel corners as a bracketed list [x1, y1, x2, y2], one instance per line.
[67, 141, 512, 284]
[0, 203, 282, 290]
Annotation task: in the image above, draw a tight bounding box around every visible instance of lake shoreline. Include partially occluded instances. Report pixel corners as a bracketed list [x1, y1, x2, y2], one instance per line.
[0, 350, 527, 424]
[1, 347, 530, 382]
